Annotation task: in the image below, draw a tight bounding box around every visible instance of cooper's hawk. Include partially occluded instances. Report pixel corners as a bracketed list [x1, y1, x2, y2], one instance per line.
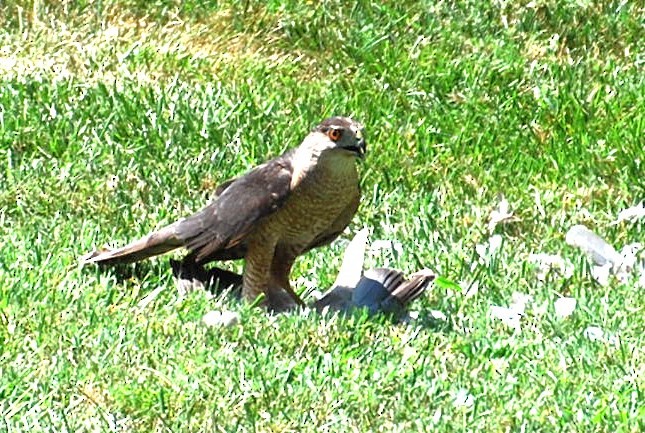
[82, 117, 366, 309]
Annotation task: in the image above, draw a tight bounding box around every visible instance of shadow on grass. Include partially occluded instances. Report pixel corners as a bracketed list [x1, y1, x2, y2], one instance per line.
[86, 260, 454, 332]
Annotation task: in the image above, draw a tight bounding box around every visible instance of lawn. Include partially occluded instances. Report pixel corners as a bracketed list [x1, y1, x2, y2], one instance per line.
[0, 0, 643, 431]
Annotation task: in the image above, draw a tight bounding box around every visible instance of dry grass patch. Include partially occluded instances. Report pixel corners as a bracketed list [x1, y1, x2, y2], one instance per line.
[0, 2, 323, 86]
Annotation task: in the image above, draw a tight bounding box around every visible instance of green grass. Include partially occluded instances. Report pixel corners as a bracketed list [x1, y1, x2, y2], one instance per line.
[1, 0, 643, 431]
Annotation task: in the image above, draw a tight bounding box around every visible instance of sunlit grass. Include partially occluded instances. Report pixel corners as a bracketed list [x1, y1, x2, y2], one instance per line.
[1, 1, 643, 432]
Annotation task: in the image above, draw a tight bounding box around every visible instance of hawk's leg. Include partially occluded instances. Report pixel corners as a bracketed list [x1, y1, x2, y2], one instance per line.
[171, 257, 243, 296]
[241, 239, 275, 306]
[269, 246, 305, 307]
[170, 258, 210, 294]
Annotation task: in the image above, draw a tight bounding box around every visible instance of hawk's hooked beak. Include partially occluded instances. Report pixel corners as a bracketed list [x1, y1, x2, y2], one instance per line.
[343, 133, 366, 159]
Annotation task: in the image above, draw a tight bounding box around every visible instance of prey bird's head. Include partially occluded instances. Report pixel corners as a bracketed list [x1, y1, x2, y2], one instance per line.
[306, 116, 366, 159]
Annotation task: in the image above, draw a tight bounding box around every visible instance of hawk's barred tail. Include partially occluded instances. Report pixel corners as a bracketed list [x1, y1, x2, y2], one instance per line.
[80, 222, 183, 265]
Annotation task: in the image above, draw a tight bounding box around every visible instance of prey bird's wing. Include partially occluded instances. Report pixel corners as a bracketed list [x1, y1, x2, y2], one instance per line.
[352, 268, 435, 317]
[313, 228, 368, 312]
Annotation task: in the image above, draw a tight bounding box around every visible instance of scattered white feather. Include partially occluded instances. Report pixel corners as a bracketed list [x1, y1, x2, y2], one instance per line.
[393, 241, 404, 256]
[554, 297, 577, 318]
[370, 239, 393, 252]
[583, 326, 604, 342]
[430, 310, 447, 321]
[488, 196, 516, 232]
[565, 224, 621, 266]
[136, 286, 165, 310]
[202, 310, 240, 328]
[510, 292, 533, 315]
[460, 280, 479, 298]
[106, 174, 119, 190]
[528, 253, 574, 280]
[566, 225, 644, 285]
[469, 260, 478, 273]
[490, 305, 522, 330]
[489, 292, 531, 330]
[590, 263, 612, 286]
[611, 202, 645, 225]
[489, 235, 503, 255]
[532, 188, 546, 218]
[618, 243, 643, 272]
[476, 234, 503, 267]
[558, 354, 568, 371]
[475, 243, 488, 260]
[606, 334, 620, 345]
[583, 326, 618, 345]
[401, 346, 418, 365]
[453, 389, 475, 409]
[432, 408, 442, 424]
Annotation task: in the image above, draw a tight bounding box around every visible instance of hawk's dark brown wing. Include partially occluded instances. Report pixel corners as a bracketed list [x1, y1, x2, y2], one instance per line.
[176, 151, 295, 263]
[81, 151, 295, 266]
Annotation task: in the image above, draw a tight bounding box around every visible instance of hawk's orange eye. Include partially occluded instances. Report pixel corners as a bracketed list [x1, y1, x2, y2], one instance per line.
[328, 128, 342, 142]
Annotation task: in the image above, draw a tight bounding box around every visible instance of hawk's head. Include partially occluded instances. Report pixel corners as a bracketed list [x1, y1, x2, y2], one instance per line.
[310, 116, 366, 159]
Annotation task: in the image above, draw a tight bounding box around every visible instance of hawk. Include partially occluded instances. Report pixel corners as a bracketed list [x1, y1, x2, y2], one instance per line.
[82, 117, 366, 309]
